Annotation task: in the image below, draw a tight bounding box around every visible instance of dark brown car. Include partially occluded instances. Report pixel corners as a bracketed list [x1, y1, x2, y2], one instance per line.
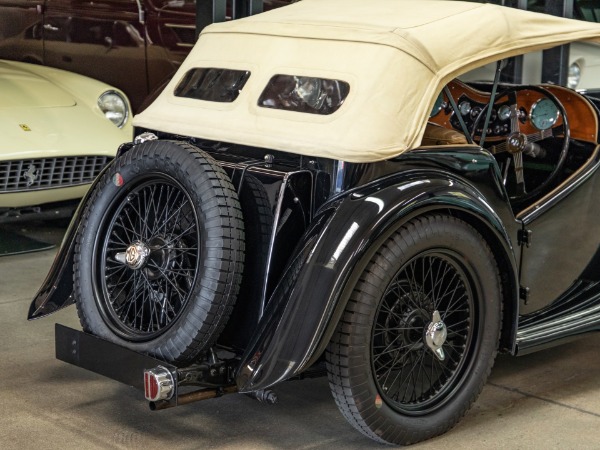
[0, 0, 292, 111]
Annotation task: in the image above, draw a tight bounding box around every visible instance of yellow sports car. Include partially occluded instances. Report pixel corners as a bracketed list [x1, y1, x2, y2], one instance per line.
[0, 60, 131, 220]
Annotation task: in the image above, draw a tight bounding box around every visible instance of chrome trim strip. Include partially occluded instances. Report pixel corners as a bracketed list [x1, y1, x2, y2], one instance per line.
[516, 295, 600, 345]
[165, 23, 196, 30]
[0, 180, 95, 194]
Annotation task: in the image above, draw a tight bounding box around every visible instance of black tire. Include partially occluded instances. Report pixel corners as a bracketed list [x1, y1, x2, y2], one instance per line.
[221, 174, 273, 350]
[326, 214, 501, 445]
[74, 140, 245, 364]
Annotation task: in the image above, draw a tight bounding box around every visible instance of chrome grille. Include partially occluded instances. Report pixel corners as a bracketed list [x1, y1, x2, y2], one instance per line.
[0, 156, 112, 193]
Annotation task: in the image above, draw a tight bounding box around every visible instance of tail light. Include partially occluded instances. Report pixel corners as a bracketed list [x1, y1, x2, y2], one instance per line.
[144, 366, 175, 402]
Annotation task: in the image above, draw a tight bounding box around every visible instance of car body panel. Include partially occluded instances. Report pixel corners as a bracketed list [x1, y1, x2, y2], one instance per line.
[0, 61, 75, 107]
[235, 147, 521, 391]
[570, 41, 600, 89]
[0, 60, 132, 209]
[520, 148, 600, 314]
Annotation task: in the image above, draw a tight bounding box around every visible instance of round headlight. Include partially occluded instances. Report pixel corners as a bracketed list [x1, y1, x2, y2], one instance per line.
[98, 91, 129, 128]
[567, 62, 581, 90]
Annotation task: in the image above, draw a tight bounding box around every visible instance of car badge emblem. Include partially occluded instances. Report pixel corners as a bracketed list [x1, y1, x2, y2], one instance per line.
[19, 124, 32, 132]
[23, 164, 39, 187]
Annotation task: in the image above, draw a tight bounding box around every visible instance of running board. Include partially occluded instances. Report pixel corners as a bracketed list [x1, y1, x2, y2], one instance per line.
[515, 302, 600, 355]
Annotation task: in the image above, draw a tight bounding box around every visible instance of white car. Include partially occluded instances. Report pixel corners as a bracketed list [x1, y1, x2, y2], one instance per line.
[461, 0, 600, 90]
[0, 60, 132, 220]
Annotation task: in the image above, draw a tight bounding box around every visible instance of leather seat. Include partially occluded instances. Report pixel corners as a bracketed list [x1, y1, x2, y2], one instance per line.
[421, 123, 469, 146]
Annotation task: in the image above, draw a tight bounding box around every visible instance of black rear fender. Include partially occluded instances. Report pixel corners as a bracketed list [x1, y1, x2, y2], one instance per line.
[27, 157, 121, 320]
[236, 172, 519, 392]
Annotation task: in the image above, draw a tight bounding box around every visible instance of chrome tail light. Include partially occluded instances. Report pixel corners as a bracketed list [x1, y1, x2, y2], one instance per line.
[144, 366, 175, 402]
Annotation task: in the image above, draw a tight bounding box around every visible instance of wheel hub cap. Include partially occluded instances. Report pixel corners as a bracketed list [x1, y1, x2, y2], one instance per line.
[124, 241, 150, 269]
[425, 310, 447, 361]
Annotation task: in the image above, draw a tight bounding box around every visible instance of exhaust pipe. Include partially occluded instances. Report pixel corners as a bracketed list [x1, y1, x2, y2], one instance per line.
[148, 382, 238, 411]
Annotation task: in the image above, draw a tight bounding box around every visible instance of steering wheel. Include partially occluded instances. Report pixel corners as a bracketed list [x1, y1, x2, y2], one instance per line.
[473, 86, 570, 204]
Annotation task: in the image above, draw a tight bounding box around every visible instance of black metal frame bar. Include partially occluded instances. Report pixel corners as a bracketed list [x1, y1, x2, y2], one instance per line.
[541, 0, 574, 86]
[497, 0, 575, 86]
[195, 0, 264, 37]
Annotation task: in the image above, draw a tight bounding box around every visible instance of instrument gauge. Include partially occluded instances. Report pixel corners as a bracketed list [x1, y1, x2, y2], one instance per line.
[498, 105, 511, 121]
[470, 106, 482, 120]
[458, 101, 471, 116]
[530, 97, 559, 131]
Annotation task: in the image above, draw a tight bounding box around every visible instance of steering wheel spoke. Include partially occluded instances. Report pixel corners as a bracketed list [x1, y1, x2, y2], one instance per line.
[551, 124, 565, 138]
[480, 87, 569, 204]
[512, 152, 526, 195]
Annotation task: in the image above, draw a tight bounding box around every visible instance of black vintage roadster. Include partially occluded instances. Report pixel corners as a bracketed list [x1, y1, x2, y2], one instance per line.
[28, 0, 600, 445]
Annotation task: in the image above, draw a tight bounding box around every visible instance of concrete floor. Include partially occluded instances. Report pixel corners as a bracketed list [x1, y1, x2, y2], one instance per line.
[2, 221, 600, 449]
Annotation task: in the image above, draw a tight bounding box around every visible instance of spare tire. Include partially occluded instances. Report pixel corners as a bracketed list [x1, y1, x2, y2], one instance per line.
[74, 140, 245, 364]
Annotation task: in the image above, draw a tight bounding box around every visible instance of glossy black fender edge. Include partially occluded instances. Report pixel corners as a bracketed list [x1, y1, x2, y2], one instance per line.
[27, 155, 124, 320]
[235, 171, 519, 393]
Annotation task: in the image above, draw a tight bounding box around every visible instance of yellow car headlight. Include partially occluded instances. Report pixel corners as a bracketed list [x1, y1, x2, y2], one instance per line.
[567, 62, 582, 90]
[98, 91, 129, 128]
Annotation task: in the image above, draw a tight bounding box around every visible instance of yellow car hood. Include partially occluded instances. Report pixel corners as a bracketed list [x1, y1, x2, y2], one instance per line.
[0, 60, 131, 159]
[1, 107, 128, 159]
[0, 61, 76, 108]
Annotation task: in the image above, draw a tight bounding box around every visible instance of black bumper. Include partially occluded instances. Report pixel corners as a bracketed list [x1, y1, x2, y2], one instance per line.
[55, 324, 179, 406]
[55, 324, 241, 409]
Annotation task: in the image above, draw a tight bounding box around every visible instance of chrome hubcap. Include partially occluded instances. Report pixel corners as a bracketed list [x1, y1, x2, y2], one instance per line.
[116, 241, 151, 270]
[425, 310, 447, 361]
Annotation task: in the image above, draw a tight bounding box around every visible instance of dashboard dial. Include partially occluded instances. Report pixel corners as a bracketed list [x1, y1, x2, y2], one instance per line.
[530, 98, 559, 130]
[498, 105, 511, 121]
[459, 101, 471, 116]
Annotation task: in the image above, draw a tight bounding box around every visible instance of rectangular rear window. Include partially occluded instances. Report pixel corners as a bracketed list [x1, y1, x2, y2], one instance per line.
[258, 75, 350, 115]
[174, 68, 250, 103]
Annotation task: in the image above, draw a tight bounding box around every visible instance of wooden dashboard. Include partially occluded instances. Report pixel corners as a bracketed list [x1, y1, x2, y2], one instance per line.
[429, 79, 599, 145]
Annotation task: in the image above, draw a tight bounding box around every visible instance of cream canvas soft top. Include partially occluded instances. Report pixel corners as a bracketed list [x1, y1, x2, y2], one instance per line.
[134, 0, 600, 163]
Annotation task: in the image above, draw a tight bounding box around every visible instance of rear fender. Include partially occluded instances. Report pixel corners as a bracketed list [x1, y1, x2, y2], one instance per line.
[27, 145, 132, 320]
[236, 172, 518, 392]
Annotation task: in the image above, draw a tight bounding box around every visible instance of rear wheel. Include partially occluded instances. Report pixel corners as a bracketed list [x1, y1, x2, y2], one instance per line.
[326, 214, 501, 445]
[74, 140, 245, 364]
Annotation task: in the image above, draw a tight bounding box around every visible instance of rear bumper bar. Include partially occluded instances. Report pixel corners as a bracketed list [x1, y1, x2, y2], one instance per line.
[55, 324, 180, 408]
[55, 323, 177, 390]
[55, 324, 239, 410]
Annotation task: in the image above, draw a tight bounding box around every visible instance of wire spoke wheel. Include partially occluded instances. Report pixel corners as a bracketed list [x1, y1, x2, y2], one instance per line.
[372, 251, 475, 414]
[74, 140, 244, 364]
[326, 215, 501, 445]
[98, 177, 200, 340]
